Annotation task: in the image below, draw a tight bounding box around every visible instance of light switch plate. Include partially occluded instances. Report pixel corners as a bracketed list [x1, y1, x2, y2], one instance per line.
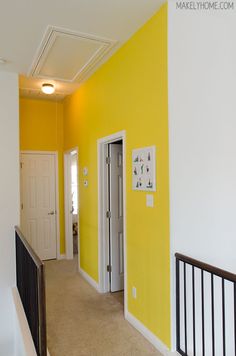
[132, 287, 137, 299]
[146, 194, 154, 207]
[83, 167, 88, 176]
[84, 180, 88, 187]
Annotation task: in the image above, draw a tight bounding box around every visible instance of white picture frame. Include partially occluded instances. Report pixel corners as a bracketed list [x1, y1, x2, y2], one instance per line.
[132, 146, 156, 191]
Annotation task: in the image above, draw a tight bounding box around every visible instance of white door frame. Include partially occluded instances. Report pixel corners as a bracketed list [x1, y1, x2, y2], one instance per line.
[64, 147, 79, 260]
[97, 131, 127, 314]
[20, 150, 61, 259]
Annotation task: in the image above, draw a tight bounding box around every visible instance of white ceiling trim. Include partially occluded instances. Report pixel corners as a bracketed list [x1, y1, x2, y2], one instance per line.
[20, 87, 67, 101]
[28, 26, 118, 83]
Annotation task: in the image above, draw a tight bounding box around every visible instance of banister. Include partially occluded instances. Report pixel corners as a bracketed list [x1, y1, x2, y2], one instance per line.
[175, 252, 236, 283]
[176, 252, 236, 356]
[15, 226, 43, 268]
[15, 226, 47, 356]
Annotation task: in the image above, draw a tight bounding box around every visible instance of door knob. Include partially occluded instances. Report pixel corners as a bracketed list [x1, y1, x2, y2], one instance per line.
[48, 211, 55, 215]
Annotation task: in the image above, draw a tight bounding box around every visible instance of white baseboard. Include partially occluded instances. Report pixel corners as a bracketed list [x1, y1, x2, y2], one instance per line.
[12, 287, 37, 356]
[79, 267, 100, 292]
[57, 254, 66, 260]
[126, 311, 177, 356]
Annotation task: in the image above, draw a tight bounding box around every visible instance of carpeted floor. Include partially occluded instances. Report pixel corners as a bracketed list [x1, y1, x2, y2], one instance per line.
[45, 257, 162, 356]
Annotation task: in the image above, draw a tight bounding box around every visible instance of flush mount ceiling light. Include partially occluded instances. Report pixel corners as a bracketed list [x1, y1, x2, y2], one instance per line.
[41, 83, 55, 94]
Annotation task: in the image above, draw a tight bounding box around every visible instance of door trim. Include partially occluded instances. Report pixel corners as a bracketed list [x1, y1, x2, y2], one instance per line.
[97, 131, 127, 315]
[64, 147, 79, 260]
[20, 150, 61, 260]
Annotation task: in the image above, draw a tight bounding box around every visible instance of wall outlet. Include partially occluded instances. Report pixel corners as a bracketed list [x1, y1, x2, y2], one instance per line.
[146, 194, 154, 207]
[132, 286, 137, 299]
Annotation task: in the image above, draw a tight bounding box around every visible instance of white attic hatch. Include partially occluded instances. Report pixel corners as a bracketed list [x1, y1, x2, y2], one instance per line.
[20, 26, 117, 100]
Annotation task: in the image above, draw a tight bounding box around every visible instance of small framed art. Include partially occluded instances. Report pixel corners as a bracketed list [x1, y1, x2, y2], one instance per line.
[132, 146, 156, 191]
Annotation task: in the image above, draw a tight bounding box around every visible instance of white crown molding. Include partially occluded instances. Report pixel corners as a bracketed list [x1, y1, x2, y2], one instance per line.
[19, 87, 68, 95]
[28, 25, 118, 83]
[19, 88, 67, 101]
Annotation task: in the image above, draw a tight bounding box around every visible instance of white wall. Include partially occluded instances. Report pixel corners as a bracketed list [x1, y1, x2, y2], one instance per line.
[12, 288, 37, 356]
[168, 2, 236, 350]
[0, 72, 19, 355]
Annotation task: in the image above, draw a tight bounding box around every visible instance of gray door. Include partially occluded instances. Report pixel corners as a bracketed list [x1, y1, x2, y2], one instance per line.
[109, 143, 124, 292]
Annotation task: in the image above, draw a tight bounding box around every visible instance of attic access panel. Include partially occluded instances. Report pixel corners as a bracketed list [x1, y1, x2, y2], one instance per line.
[29, 26, 116, 83]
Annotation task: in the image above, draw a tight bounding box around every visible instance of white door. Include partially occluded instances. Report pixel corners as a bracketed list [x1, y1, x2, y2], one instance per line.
[109, 143, 124, 292]
[20, 153, 57, 260]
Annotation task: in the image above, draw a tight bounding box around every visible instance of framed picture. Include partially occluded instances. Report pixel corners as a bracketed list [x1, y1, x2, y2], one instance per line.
[132, 146, 156, 191]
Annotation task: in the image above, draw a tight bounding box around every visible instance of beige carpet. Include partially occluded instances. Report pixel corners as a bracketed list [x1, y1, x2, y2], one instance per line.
[45, 257, 162, 356]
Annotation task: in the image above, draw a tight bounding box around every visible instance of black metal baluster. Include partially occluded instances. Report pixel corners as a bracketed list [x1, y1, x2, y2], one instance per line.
[211, 274, 215, 356]
[192, 266, 196, 356]
[176, 258, 181, 352]
[234, 282, 236, 356]
[201, 269, 205, 356]
[175, 253, 236, 356]
[15, 228, 47, 356]
[222, 278, 226, 356]
[184, 262, 187, 354]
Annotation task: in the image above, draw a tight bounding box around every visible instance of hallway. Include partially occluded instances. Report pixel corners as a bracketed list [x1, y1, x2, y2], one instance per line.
[45, 258, 162, 356]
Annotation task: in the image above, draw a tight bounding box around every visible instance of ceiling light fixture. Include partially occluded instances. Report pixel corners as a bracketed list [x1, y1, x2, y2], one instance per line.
[41, 83, 55, 95]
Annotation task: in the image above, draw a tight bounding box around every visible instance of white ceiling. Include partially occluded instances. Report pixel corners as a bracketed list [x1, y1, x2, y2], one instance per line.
[0, 0, 164, 100]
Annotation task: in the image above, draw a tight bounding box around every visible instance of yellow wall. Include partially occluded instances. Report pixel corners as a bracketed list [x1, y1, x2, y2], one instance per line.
[20, 98, 65, 254]
[63, 4, 170, 347]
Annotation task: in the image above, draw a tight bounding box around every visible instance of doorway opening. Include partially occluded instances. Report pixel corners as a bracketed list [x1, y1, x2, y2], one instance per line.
[98, 131, 127, 313]
[64, 148, 79, 261]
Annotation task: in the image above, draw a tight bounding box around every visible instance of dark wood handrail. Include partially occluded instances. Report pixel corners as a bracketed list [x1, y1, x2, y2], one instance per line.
[15, 226, 43, 268]
[175, 252, 236, 283]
